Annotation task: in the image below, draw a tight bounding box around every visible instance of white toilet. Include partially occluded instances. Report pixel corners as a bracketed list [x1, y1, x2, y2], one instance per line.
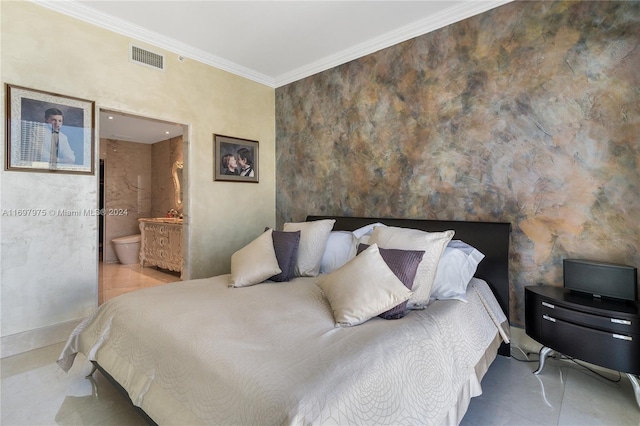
[112, 234, 141, 265]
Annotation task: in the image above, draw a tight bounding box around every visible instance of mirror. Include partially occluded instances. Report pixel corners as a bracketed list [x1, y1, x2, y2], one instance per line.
[172, 161, 183, 213]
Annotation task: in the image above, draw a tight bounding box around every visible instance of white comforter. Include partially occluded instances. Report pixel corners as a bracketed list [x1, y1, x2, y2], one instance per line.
[58, 275, 509, 425]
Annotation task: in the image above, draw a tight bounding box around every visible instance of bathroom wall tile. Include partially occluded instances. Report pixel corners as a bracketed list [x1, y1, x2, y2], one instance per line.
[101, 136, 183, 264]
[103, 139, 152, 263]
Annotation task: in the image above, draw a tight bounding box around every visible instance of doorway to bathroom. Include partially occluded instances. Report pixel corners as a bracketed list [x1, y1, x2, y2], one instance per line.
[98, 109, 188, 304]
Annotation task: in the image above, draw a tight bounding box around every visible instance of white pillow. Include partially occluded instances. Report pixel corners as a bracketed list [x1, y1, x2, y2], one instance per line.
[351, 222, 387, 246]
[284, 219, 335, 277]
[430, 240, 485, 302]
[230, 229, 281, 287]
[351, 222, 386, 239]
[316, 244, 413, 327]
[369, 226, 454, 309]
[320, 231, 358, 274]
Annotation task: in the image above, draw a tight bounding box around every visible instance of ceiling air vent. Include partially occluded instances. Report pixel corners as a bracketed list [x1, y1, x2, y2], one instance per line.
[129, 44, 165, 71]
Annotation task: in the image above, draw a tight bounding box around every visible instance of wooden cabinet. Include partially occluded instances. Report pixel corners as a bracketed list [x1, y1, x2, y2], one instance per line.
[525, 285, 640, 408]
[139, 219, 183, 275]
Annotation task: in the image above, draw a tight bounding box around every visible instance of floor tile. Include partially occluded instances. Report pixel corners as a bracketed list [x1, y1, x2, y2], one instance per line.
[1, 348, 144, 426]
[558, 364, 640, 425]
[98, 262, 179, 304]
[462, 352, 640, 426]
[3, 270, 639, 425]
[2, 263, 176, 425]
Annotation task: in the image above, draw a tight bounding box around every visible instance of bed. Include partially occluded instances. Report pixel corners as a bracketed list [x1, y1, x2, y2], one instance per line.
[58, 216, 511, 425]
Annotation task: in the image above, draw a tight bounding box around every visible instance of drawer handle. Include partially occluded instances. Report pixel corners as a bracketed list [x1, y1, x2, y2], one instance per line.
[542, 301, 555, 309]
[611, 318, 632, 326]
[613, 334, 632, 341]
[543, 314, 556, 322]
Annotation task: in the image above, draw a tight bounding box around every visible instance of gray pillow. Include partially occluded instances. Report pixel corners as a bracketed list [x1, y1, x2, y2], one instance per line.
[357, 244, 424, 319]
[269, 229, 301, 282]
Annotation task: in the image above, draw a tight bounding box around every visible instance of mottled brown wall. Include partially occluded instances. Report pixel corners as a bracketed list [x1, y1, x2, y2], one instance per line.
[275, 1, 640, 324]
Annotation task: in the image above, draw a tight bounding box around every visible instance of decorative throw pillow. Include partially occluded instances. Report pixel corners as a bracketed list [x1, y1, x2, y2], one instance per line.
[369, 226, 454, 309]
[316, 244, 413, 327]
[319, 231, 358, 274]
[357, 244, 425, 319]
[430, 240, 485, 302]
[230, 229, 281, 288]
[269, 230, 301, 282]
[283, 219, 335, 277]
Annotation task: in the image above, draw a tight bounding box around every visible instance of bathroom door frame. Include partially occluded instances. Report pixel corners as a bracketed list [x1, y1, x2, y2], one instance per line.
[97, 109, 190, 289]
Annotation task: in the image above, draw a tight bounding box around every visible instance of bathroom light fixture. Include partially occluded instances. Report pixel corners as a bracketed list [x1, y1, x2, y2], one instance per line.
[108, 116, 113, 119]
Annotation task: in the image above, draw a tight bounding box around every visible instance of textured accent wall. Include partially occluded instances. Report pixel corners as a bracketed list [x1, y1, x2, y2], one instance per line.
[275, 1, 640, 324]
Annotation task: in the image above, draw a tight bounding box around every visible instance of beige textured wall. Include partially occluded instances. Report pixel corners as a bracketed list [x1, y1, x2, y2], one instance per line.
[1, 0, 275, 349]
[275, 1, 640, 324]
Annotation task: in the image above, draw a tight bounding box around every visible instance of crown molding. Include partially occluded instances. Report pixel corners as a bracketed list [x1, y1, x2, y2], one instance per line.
[274, 0, 512, 87]
[29, 0, 277, 87]
[30, 0, 512, 89]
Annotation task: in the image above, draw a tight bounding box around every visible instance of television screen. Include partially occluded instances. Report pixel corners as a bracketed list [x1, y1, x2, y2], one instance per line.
[563, 259, 637, 301]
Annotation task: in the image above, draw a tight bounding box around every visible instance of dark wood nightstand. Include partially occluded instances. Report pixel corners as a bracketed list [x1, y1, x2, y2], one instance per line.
[525, 285, 640, 409]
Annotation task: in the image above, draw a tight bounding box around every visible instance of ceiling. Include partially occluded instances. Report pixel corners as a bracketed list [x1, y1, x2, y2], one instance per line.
[99, 110, 185, 144]
[37, 0, 511, 88]
[34, 0, 511, 142]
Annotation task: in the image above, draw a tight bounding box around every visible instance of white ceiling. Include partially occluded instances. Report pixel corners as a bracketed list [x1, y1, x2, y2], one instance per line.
[33, 0, 511, 142]
[99, 110, 185, 144]
[36, 0, 511, 88]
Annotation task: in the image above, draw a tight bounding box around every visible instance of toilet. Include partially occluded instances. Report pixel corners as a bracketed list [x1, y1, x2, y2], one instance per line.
[112, 234, 141, 265]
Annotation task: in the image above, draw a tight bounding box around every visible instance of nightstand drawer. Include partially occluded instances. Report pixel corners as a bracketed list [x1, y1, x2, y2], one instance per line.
[541, 301, 639, 334]
[540, 314, 640, 374]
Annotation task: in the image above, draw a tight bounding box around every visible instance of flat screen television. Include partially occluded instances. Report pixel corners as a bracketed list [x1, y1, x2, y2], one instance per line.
[563, 259, 638, 301]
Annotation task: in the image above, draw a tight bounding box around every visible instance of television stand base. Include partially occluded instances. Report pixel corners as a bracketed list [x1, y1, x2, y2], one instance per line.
[534, 345, 640, 410]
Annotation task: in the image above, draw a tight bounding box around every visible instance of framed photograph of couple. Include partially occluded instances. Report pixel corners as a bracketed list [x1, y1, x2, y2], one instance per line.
[5, 84, 95, 174]
[214, 134, 259, 183]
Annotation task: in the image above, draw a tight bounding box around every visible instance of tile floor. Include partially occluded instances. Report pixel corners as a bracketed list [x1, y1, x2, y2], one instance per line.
[460, 346, 640, 425]
[98, 261, 180, 304]
[1, 265, 639, 425]
[2, 341, 638, 425]
[1, 262, 178, 425]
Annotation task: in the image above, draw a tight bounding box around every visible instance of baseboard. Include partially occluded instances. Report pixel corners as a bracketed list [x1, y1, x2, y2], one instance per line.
[1, 319, 81, 358]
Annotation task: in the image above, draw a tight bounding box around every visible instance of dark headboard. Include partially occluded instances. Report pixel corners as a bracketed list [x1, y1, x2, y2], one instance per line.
[307, 215, 511, 356]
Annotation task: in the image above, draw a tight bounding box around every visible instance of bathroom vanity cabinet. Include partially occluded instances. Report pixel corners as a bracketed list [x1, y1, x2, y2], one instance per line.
[139, 218, 183, 275]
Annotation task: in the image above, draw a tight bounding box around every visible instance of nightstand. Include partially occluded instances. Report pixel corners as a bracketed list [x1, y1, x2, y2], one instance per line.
[525, 285, 640, 409]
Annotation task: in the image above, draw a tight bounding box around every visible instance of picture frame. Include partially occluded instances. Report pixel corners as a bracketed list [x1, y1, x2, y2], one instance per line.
[5, 84, 95, 174]
[214, 134, 259, 183]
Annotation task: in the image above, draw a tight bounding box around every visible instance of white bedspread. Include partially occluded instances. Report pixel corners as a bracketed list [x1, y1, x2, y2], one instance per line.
[58, 275, 508, 425]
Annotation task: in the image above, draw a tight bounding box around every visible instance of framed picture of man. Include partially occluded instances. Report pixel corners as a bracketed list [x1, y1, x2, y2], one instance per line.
[5, 84, 95, 174]
[214, 134, 259, 183]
